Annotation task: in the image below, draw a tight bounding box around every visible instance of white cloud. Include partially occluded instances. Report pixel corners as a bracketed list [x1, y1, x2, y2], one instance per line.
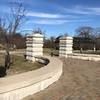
[86, 7, 100, 14]
[26, 12, 77, 19]
[60, 5, 100, 15]
[27, 12, 63, 18]
[27, 19, 89, 25]
[32, 19, 68, 25]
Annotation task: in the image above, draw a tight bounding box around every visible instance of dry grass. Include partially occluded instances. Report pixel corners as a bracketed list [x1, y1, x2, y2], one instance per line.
[43, 48, 59, 56]
[0, 54, 44, 76]
[23, 58, 100, 100]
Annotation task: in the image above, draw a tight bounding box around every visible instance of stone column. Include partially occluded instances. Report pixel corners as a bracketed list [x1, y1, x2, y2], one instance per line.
[26, 33, 44, 61]
[59, 36, 73, 57]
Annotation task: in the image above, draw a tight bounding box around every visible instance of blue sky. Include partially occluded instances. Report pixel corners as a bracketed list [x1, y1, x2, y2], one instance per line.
[0, 0, 100, 37]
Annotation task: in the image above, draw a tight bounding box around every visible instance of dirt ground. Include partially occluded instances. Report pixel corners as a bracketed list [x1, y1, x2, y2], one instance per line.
[23, 58, 100, 100]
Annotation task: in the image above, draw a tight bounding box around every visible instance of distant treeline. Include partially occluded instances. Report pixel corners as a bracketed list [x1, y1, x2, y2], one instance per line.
[0, 33, 26, 49]
[73, 37, 100, 50]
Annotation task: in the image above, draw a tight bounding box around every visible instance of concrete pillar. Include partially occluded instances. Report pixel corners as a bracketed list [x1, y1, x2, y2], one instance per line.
[26, 33, 44, 61]
[59, 36, 73, 57]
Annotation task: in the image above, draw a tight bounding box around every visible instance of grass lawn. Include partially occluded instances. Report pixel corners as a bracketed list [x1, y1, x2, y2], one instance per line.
[43, 48, 59, 56]
[73, 50, 100, 55]
[0, 53, 44, 76]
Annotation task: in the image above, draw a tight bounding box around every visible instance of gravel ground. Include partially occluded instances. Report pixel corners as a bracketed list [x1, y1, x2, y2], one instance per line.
[23, 58, 100, 100]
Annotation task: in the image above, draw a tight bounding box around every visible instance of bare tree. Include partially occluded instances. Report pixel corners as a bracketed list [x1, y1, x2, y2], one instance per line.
[94, 27, 100, 37]
[75, 26, 94, 38]
[75, 26, 96, 50]
[0, 1, 26, 69]
[63, 33, 69, 37]
[33, 28, 45, 34]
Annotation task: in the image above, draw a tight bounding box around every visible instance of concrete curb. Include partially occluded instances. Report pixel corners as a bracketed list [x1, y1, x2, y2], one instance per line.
[68, 53, 100, 61]
[0, 56, 63, 100]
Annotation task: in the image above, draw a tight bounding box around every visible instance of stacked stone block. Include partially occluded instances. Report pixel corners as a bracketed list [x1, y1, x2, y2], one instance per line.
[26, 33, 43, 61]
[59, 36, 73, 57]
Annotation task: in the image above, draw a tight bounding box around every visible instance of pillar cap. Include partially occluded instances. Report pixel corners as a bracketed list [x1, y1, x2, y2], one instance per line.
[27, 33, 44, 38]
[60, 36, 73, 40]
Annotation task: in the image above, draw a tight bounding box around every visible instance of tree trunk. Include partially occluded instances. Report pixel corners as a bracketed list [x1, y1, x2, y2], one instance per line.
[5, 45, 11, 69]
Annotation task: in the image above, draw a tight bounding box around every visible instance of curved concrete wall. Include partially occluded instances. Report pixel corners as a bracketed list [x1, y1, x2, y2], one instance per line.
[0, 56, 63, 100]
[68, 53, 100, 61]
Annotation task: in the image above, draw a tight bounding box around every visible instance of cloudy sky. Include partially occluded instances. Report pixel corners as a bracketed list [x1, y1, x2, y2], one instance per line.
[0, 0, 100, 37]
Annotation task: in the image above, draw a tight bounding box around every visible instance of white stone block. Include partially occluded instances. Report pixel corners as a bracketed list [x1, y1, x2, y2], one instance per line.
[59, 36, 73, 57]
[26, 33, 44, 61]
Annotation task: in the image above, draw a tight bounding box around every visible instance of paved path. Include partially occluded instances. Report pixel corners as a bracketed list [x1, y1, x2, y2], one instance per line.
[23, 58, 100, 100]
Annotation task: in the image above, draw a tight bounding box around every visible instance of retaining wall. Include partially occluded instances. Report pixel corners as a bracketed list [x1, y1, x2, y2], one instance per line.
[0, 56, 63, 100]
[68, 53, 100, 61]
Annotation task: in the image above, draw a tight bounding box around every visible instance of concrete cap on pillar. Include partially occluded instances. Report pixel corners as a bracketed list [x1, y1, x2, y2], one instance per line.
[60, 36, 73, 40]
